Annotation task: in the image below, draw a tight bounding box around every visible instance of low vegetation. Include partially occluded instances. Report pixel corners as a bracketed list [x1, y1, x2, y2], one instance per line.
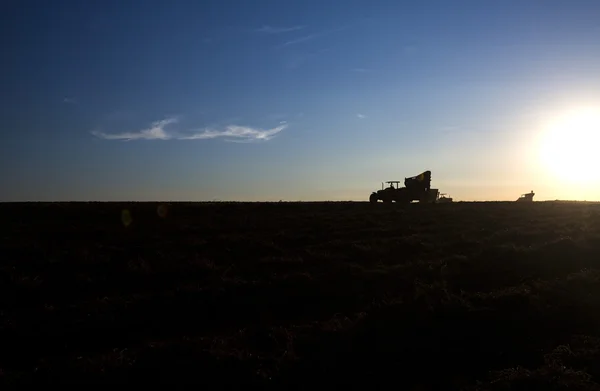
[1, 201, 600, 388]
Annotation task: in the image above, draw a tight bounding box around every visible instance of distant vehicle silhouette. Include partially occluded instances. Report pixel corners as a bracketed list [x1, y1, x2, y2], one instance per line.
[369, 170, 440, 204]
[516, 191, 535, 202]
[437, 193, 453, 203]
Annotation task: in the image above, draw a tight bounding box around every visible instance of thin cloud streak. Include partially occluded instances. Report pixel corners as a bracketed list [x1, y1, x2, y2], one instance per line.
[180, 124, 287, 141]
[277, 33, 321, 48]
[256, 25, 305, 34]
[91, 118, 176, 141]
[357, 114, 366, 119]
[276, 25, 349, 49]
[91, 117, 287, 142]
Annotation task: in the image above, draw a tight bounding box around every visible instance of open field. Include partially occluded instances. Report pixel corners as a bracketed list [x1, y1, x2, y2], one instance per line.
[1, 201, 600, 388]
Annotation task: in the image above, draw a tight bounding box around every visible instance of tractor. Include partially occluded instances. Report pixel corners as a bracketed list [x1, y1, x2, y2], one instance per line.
[369, 170, 439, 204]
[516, 191, 535, 202]
[437, 193, 454, 203]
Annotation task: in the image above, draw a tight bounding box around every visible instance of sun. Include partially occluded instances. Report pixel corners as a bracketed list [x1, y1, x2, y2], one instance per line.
[538, 107, 600, 184]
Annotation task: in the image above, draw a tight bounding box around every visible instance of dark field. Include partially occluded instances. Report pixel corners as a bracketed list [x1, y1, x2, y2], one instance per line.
[2, 201, 600, 388]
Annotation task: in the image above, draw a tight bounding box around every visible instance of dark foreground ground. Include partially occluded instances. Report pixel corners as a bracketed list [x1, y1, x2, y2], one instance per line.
[1, 201, 600, 388]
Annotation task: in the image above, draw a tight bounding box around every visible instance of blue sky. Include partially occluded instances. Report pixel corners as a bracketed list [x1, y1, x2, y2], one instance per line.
[2, 0, 600, 201]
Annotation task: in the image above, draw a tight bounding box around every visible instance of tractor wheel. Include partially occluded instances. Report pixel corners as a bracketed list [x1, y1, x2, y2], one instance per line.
[369, 194, 378, 203]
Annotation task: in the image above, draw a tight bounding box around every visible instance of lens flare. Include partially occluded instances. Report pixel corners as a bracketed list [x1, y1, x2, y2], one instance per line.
[121, 209, 133, 227]
[157, 204, 169, 218]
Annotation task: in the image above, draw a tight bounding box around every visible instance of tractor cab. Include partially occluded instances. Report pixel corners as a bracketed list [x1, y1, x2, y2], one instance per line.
[382, 181, 402, 190]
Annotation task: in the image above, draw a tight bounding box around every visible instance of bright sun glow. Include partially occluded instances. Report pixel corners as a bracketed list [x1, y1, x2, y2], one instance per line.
[538, 107, 600, 185]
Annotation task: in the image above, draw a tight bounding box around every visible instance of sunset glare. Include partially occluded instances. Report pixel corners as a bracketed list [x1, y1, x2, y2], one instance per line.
[538, 107, 600, 187]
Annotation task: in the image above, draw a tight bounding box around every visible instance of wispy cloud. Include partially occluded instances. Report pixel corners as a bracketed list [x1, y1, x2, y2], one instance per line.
[277, 33, 321, 48]
[91, 118, 177, 141]
[180, 123, 287, 142]
[275, 25, 348, 49]
[256, 25, 305, 34]
[357, 114, 366, 119]
[63, 97, 77, 104]
[91, 117, 287, 142]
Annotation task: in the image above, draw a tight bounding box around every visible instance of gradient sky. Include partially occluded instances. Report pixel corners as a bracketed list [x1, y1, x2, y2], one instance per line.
[2, 0, 600, 202]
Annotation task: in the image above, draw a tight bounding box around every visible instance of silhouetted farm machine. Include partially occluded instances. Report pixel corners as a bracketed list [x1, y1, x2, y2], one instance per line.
[437, 193, 453, 203]
[368, 171, 538, 203]
[369, 170, 444, 204]
[516, 191, 535, 202]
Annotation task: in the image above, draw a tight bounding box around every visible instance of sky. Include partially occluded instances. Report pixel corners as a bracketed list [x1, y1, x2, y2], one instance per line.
[2, 0, 600, 202]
